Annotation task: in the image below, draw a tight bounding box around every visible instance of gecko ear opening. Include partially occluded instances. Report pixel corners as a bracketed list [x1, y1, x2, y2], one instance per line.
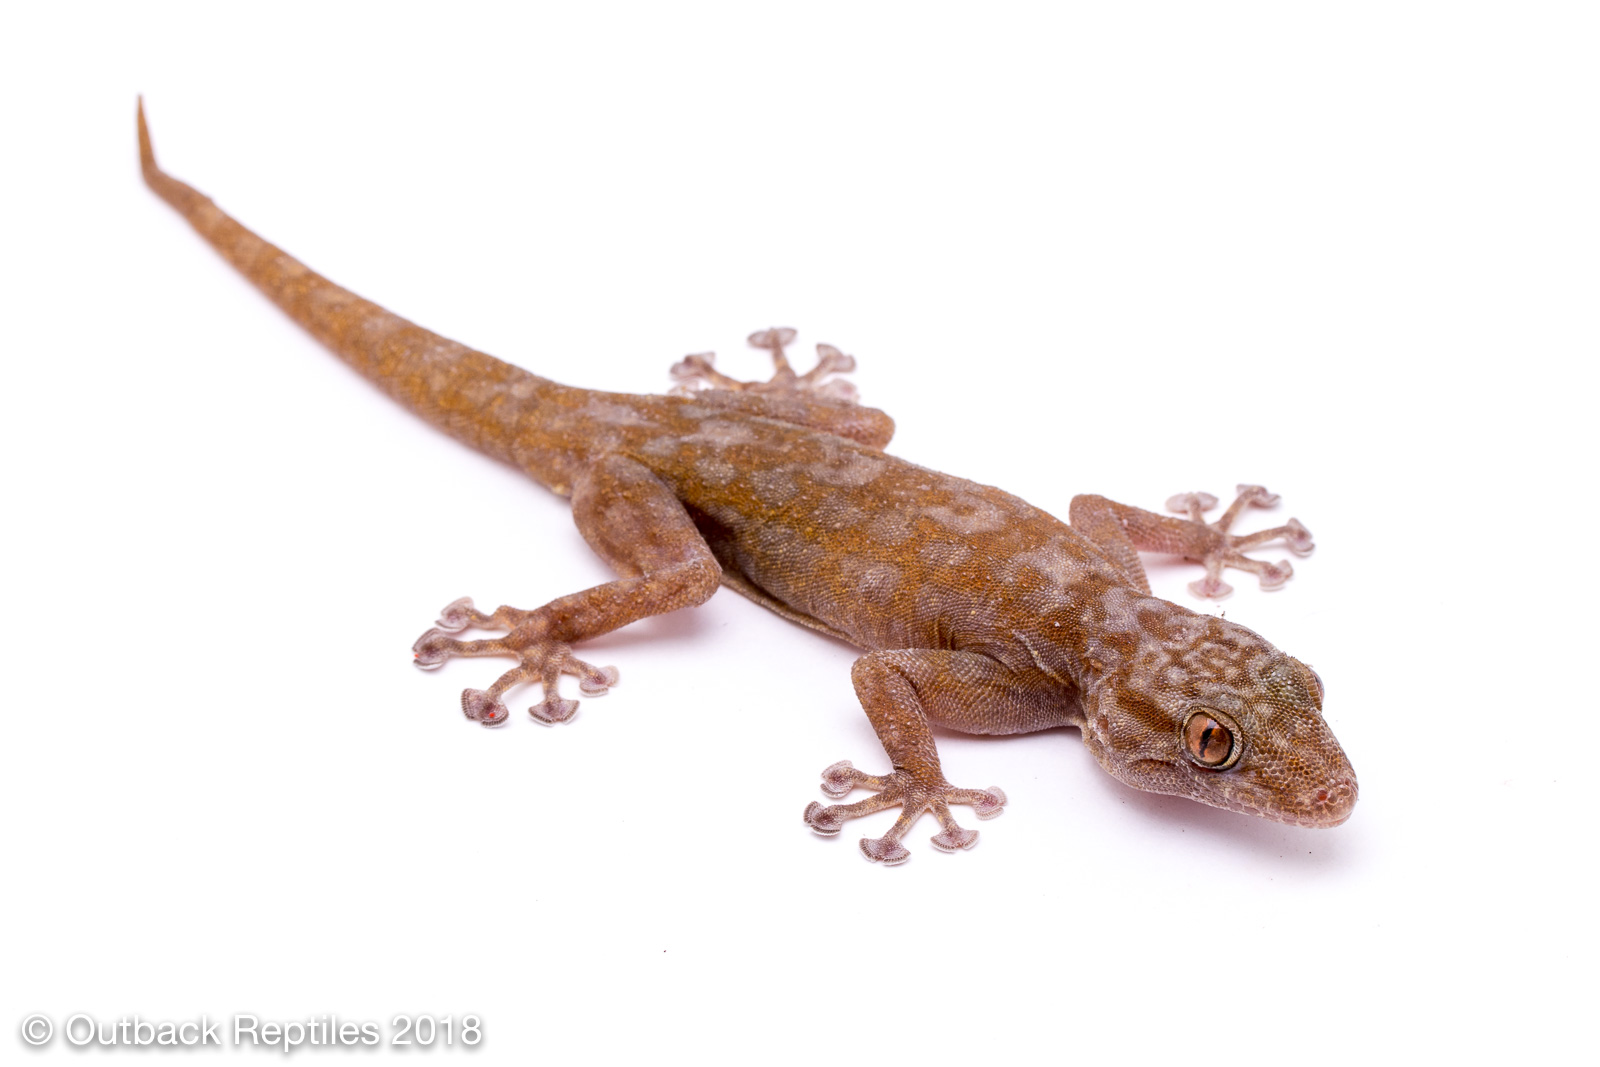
[1181, 708, 1243, 770]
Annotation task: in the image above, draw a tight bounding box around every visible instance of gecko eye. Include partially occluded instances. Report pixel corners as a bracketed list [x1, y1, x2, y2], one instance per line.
[1181, 709, 1241, 770]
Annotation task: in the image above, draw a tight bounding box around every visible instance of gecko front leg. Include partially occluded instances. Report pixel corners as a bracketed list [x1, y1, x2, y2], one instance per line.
[1070, 484, 1314, 599]
[412, 454, 721, 724]
[805, 650, 1073, 864]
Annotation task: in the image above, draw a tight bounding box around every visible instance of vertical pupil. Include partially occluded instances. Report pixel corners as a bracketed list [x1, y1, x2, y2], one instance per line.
[1186, 713, 1232, 765]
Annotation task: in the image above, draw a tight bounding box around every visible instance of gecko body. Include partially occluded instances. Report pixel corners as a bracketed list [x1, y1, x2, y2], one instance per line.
[139, 103, 1355, 863]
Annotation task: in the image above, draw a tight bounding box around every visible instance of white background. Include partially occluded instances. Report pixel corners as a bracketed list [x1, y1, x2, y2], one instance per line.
[2, 3, 1593, 1063]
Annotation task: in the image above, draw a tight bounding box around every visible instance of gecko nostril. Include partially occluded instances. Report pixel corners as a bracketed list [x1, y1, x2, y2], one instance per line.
[1311, 776, 1359, 823]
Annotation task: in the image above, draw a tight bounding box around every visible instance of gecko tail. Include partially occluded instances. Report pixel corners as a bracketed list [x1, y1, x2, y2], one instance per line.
[138, 96, 208, 217]
[136, 99, 551, 465]
[136, 96, 152, 169]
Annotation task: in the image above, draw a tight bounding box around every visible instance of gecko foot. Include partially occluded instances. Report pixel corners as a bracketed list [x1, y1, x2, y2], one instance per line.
[1164, 485, 1315, 599]
[670, 327, 859, 401]
[411, 597, 619, 727]
[803, 760, 1006, 865]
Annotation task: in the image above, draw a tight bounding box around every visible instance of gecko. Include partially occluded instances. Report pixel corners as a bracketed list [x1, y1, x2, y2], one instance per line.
[138, 101, 1355, 864]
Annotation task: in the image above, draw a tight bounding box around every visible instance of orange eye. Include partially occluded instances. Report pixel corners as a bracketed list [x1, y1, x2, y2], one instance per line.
[1183, 711, 1236, 768]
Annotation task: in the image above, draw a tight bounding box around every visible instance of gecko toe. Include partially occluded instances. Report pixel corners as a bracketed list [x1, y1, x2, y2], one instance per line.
[1284, 519, 1315, 556]
[969, 787, 1007, 819]
[576, 664, 620, 695]
[1166, 491, 1219, 514]
[1236, 484, 1280, 507]
[859, 836, 912, 865]
[1189, 576, 1234, 600]
[435, 596, 476, 632]
[804, 802, 844, 836]
[930, 826, 979, 852]
[1257, 561, 1293, 590]
[461, 688, 510, 726]
[412, 628, 454, 669]
[530, 696, 579, 725]
[818, 759, 858, 798]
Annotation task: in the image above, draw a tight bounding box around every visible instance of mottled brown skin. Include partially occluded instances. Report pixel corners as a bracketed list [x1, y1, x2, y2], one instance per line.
[139, 102, 1356, 864]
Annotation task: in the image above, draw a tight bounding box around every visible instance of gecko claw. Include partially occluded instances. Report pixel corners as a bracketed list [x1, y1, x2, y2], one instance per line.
[435, 596, 477, 632]
[529, 696, 579, 725]
[747, 326, 797, 350]
[929, 826, 979, 852]
[1189, 576, 1234, 600]
[412, 629, 454, 670]
[859, 836, 912, 865]
[968, 786, 1008, 819]
[1258, 561, 1294, 590]
[818, 759, 859, 798]
[1166, 491, 1219, 515]
[461, 688, 510, 726]
[803, 801, 844, 836]
[1283, 518, 1315, 556]
[1234, 484, 1280, 507]
[576, 664, 620, 696]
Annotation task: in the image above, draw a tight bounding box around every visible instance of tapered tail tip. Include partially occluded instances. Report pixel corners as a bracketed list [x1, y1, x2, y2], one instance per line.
[136, 95, 158, 180]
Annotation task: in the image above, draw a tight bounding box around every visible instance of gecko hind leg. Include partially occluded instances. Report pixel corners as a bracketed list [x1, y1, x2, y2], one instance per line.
[670, 326, 859, 401]
[410, 454, 721, 727]
[412, 602, 620, 725]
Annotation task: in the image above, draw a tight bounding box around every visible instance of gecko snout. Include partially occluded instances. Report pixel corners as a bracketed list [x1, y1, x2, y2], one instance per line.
[1301, 773, 1358, 827]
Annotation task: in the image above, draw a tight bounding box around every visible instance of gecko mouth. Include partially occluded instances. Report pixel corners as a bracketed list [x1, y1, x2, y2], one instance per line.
[1212, 774, 1358, 828]
[1128, 760, 1358, 827]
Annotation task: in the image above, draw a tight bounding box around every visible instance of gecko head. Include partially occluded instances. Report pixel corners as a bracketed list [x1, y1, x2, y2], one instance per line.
[1078, 604, 1357, 828]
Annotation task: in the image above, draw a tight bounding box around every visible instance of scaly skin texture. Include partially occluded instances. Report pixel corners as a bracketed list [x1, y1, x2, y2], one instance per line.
[139, 102, 1356, 864]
